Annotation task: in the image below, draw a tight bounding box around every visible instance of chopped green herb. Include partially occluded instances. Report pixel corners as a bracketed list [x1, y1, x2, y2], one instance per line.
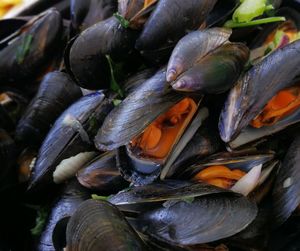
[113, 13, 130, 29]
[106, 55, 124, 98]
[31, 207, 49, 236]
[112, 99, 122, 107]
[16, 34, 33, 64]
[92, 194, 110, 201]
[224, 16, 286, 28]
[182, 197, 195, 204]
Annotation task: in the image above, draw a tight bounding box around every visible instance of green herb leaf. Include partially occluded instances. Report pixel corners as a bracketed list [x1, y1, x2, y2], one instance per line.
[31, 207, 49, 236]
[16, 34, 33, 64]
[106, 55, 124, 98]
[112, 99, 122, 107]
[224, 16, 286, 28]
[113, 13, 130, 29]
[92, 194, 110, 201]
[181, 197, 195, 204]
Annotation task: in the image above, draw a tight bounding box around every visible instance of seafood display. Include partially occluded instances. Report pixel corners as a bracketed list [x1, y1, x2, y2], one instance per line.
[2, 0, 300, 251]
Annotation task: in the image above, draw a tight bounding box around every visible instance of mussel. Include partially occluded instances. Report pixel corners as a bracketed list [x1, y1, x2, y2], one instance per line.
[15, 71, 82, 146]
[28, 92, 113, 193]
[66, 16, 138, 89]
[77, 151, 128, 194]
[65, 199, 148, 251]
[38, 179, 90, 251]
[166, 28, 250, 93]
[219, 40, 300, 149]
[180, 150, 276, 197]
[96, 69, 210, 185]
[135, 0, 218, 52]
[0, 9, 63, 85]
[110, 180, 257, 247]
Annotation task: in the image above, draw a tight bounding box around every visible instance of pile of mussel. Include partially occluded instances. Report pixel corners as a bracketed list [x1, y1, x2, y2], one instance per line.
[2, 0, 300, 250]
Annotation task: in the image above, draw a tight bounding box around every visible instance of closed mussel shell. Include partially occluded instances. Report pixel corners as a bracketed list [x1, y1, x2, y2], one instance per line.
[28, 92, 113, 193]
[16, 71, 82, 146]
[67, 16, 138, 89]
[38, 179, 90, 251]
[0, 9, 63, 85]
[138, 193, 257, 246]
[65, 199, 148, 251]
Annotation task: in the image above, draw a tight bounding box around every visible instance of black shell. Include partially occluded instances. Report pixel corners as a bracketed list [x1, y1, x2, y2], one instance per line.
[77, 151, 128, 194]
[95, 69, 183, 151]
[38, 179, 90, 251]
[135, 0, 218, 51]
[15, 71, 82, 146]
[67, 16, 138, 89]
[0, 9, 63, 85]
[219, 40, 300, 145]
[28, 92, 113, 193]
[66, 199, 148, 251]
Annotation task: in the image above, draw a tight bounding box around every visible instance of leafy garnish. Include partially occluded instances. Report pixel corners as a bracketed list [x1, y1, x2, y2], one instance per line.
[181, 197, 195, 204]
[92, 194, 110, 201]
[16, 34, 33, 64]
[113, 13, 130, 29]
[112, 99, 122, 107]
[30, 207, 49, 236]
[106, 55, 124, 98]
[224, 16, 286, 28]
[233, 0, 273, 23]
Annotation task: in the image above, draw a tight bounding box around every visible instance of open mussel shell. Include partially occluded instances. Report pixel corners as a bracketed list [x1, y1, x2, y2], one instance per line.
[70, 0, 117, 34]
[219, 40, 300, 148]
[38, 179, 90, 251]
[66, 16, 138, 89]
[28, 92, 113, 193]
[15, 71, 82, 146]
[272, 135, 300, 227]
[95, 68, 183, 151]
[77, 151, 128, 194]
[0, 9, 63, 85]
[116, 106, 209, 186]
[182, 151, 275, 178]
[135, 0, 218, 52]
[65, 199, 148, 251]
[179, 150, 276, 198]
